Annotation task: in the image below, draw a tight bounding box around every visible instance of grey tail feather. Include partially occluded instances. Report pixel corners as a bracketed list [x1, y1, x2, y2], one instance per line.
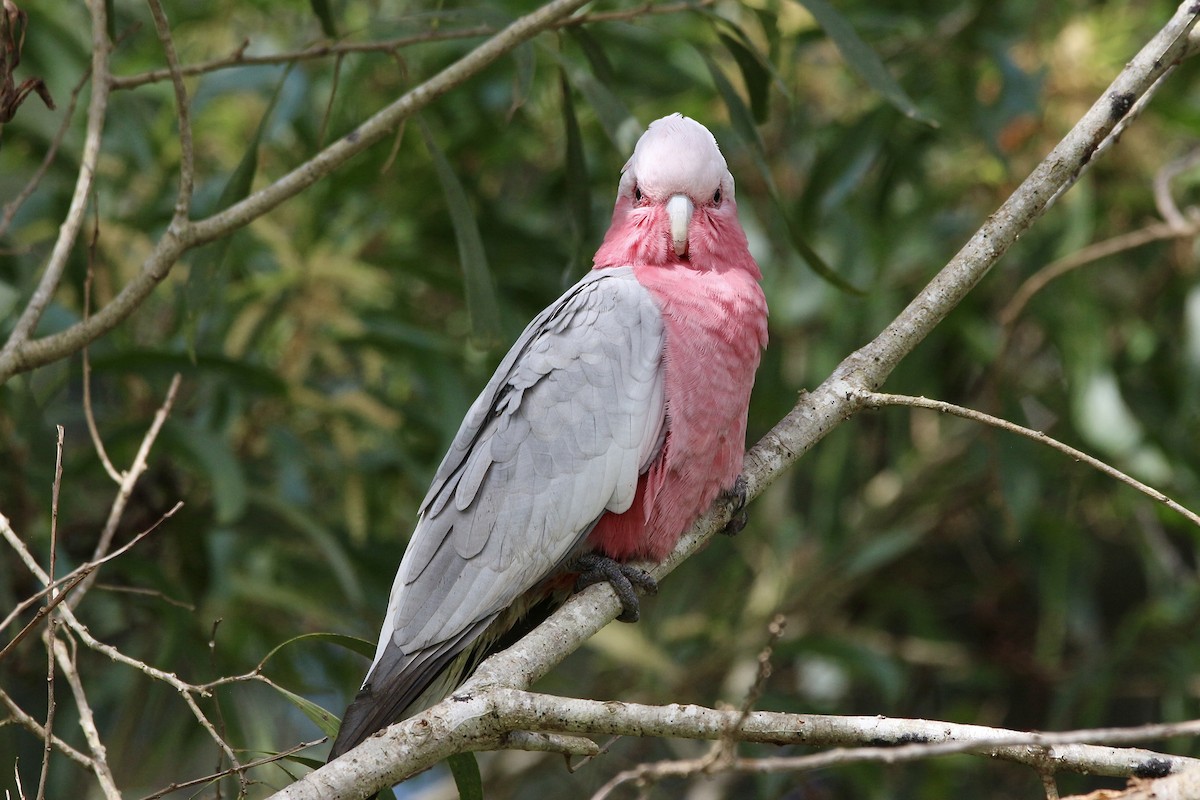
[328, 585, 575, 760]
[328, 618, 490, 760]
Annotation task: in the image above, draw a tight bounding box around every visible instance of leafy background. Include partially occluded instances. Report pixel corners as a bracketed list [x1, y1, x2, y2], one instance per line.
[2, 0, 1200, 797]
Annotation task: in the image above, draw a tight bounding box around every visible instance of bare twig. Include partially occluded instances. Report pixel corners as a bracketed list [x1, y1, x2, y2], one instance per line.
[0, 0, 110, 362]
[857, 391, 1200, 529]
[109, 1, 713, 90]
[0, 0, 594, 383]
[71, 373, 182, 606]
[52, 636, 120, 800]
[1152, 149, 1200, 228]
[0, 569, 89, 661]
[0, 502, 182, 662]
[82, 212, 121, 483]
[146, 0, 194, 220]
[998, 219, 1196, 328]
[34, 426, 64, 800]
[0, 688, 93, 768]
[136, 738, 325, 800]
[1001, 150, 1200, 330]
[0, 61, 88, 238]
[591, 614, 789, 799]
[279, 686, 1200, 800]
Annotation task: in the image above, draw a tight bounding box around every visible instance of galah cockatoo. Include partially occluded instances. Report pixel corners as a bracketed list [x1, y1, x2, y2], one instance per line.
[330, 113, 769, 758]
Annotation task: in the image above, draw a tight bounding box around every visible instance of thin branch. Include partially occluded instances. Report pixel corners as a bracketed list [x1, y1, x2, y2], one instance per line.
[146, 0, 194, 220]
[0, 61, 88, 238]
[34, 426, 64, 800]
[0, 0, 594, 383]
[81, 229, 121, 484]
[52, 636, 121, 800]
[0, 569, 89, 662]
[108, 1, 713, 90]
[594, 615, 790, 798]
[858, 391, 1200, 529]
[998, 219, 1195, 328]
[110, 28, 496, 91]
[136, 739, 325, 800]
[71, 372, 181, 607]
[35, 620, 56, 800]
[0, 500, 237, 770]
[0, 688, 94, 769]
[275, 686, 1200, 799]
[0, 502, 182, 662]
[0, 0, 110, 361]
[1152, 149, 1200, 228]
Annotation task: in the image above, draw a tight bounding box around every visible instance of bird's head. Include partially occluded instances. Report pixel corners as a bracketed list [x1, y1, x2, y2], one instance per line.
[593, 114, 758, 277]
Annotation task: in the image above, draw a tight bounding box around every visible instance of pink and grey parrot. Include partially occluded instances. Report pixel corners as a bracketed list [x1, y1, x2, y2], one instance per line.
[330, 113, 769, 757]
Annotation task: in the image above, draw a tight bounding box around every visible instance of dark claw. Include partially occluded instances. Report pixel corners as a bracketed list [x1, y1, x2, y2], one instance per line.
[572, 552, 658, 623]
[721, 474, 749, 536]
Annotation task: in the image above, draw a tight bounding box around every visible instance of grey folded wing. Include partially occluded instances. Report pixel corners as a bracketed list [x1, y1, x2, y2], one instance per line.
[358, 266, 666, 722]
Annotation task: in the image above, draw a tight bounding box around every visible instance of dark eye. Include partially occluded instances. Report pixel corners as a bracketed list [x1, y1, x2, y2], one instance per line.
[633, 185, 643, 203]
[713, 188, 722, 204]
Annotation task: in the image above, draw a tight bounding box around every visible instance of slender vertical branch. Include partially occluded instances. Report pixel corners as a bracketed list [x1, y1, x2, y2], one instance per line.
[53, 636, 121, 800]
[146, 0, 194, 220]
[71, 373, 181, 607]
[0, 0, 111, 358]
[0, 0, 594, 383]
[34, 426, 65, 800]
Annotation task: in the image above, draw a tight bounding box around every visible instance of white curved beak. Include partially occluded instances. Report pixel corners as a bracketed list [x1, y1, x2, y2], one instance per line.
[667, 194, 694, 257]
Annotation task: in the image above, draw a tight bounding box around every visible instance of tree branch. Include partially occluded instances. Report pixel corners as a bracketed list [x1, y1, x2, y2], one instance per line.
[857, 391, 1200, 529]
[271, 3, 1200, 796]
[0, 0, 110, 362]
[0, 0, 593, 384]
[107, 2, 714, 91]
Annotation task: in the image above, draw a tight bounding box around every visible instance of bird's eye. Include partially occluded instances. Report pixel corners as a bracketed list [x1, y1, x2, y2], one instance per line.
[633, 185, 643, 203]
[713, 188, 722, 205]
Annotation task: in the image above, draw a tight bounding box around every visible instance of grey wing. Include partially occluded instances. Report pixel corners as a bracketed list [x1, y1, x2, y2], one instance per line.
[371, 265, 665, 671]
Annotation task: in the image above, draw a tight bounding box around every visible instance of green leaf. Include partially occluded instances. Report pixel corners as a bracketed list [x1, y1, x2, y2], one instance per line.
[547, 44, 639, 154]
[560, 66, 592, 279]
[258, 631, 377, 671]
[566, 26, 616, 86]
[309, 0, 338, 38]
[447, 752, 484, 800]
[186, 65, 295, 351]
[272, 683, 342, 738]
[0, 279, 19, 321]
[250, 490, 365, 606]
[701, 52, 862, 294]
[508, 42, 535, 119]
[796, 0, 937, 126]
[842, 527, 923, 579]
[717, 31, 772, 124]
[166, 421, 248, 524]
[418, 116, 503, 349]
[89, 350, 287, 395]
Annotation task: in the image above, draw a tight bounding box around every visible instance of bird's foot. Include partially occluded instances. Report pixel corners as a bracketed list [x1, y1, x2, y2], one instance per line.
[572, 553, 658, 623]
[721, 475, 749, 536]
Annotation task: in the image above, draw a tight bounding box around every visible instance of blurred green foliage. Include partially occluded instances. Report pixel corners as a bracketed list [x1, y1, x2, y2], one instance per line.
[2, 0, 1200, 797]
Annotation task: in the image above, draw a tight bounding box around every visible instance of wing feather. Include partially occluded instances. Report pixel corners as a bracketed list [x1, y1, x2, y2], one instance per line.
[367, 266, 666, 680]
